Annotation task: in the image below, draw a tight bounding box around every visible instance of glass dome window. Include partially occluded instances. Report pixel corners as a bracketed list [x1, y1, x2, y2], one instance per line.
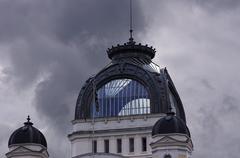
[91, 79, 150, 118]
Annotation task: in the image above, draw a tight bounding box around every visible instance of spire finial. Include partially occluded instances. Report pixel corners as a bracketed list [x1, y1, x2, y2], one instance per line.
[24, 115, 33, 126]
[129, 0, 134, 43]
[27, 115, 30, 122]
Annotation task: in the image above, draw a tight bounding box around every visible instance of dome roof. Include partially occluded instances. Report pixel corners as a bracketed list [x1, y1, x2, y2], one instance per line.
[8, 116, 47, 148]
[152, 112, 190, 137]
[75, 38, 187, 122]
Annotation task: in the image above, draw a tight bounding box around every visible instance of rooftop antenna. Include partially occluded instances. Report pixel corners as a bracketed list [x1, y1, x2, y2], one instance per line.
[129, 0, 134, 43]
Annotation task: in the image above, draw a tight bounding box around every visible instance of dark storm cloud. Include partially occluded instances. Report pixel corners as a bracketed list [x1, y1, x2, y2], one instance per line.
[33, 0, 145, 129]
[0, 0, 146, 157]
[54, 0, 145, 43]
[0, 0, 144, 87]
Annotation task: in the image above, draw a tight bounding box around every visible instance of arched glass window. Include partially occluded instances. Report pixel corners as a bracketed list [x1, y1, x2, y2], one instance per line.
[91, 79, 150, 118]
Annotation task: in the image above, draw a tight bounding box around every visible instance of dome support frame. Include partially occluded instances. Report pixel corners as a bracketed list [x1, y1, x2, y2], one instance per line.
[75, 62, 186, 122]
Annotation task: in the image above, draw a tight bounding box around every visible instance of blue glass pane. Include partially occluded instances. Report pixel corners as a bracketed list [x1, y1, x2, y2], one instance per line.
[91, 79, 150, 118]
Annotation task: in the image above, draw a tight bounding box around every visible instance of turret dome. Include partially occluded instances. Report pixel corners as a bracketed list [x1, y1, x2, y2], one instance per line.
[8, 116, 47, 148]
[152, 112, 191, 137]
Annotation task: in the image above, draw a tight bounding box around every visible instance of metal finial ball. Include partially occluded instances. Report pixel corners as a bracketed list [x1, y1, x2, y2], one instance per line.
[27, 115, 31, 122]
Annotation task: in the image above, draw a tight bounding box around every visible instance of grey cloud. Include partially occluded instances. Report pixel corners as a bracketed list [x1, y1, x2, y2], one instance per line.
[0, 1, 146, 158]
[141, 1, 240, 158]
[194, 0, 240, 12]
[221, 95, 240, 113]
[54, 0, 145, 43]
[0, 124, 14, 157]
[193, 94, 240, 158]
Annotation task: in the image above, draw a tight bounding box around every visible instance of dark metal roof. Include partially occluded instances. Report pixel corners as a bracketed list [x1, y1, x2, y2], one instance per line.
[152, 112, 191, 137]
[75, 40, 186, 122]
[8, 116, 47, 148]
[107, 40, 156, 60]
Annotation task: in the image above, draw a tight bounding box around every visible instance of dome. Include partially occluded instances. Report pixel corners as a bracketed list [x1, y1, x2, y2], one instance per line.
[152, 112, 190, 137]
[8, 116, 47, 148]
[75, 38, 186, 122]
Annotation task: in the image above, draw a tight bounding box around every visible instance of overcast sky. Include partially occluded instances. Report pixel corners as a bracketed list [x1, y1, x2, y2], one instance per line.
[0, 0, 240, 158]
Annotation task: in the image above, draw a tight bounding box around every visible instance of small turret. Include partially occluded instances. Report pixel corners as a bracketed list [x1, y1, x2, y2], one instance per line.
[150, 113, 193, 158]
[6, 116, 49, 158]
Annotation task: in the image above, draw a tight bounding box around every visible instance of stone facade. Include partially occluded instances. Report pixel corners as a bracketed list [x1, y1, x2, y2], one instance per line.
[6, 144, 49, 158]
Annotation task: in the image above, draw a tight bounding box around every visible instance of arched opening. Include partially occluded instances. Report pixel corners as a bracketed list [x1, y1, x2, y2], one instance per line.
[91, 79, 150, 118]
[164, 154, 172, 158]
